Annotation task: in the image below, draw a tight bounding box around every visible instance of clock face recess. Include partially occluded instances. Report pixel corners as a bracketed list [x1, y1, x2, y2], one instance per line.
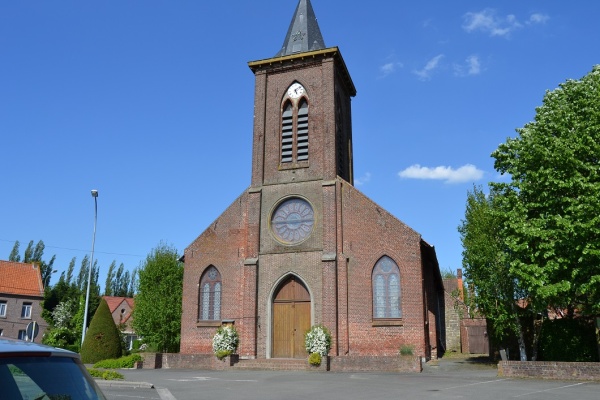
[271, 198, 314, 244]
[287, 82, 305, 99]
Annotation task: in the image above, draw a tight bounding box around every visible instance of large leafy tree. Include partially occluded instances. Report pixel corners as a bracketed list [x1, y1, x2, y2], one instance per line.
[491, 65, 600, 317]
[132, 242, 183, 353]
[459, 186, 529, 360]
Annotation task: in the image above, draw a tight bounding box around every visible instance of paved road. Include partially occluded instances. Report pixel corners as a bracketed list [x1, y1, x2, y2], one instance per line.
[98, 357, 600, 400]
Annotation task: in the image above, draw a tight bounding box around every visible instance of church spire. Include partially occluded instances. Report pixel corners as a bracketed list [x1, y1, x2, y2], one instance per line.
[275, 0, 326, 57]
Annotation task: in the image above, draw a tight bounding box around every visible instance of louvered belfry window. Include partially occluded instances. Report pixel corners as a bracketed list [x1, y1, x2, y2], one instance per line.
[281, 84, 309, 164]
[281, 102, 294, 163]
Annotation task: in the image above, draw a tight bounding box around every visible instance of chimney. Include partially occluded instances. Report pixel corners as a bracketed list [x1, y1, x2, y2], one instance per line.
[457, 268, 464, 301]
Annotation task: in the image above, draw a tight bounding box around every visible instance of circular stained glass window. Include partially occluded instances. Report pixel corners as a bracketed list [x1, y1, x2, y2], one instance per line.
[271, 197, 314, 244]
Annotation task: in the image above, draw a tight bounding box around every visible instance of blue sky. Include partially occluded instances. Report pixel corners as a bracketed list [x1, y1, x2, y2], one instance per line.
[1, 1, 599, 289]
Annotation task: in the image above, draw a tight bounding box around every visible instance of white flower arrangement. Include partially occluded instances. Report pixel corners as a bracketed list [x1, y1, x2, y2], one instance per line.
[304, 324, 331, 357]
[212, 325, 239, 358]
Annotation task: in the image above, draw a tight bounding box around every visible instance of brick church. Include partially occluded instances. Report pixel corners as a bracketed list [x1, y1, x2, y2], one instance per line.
[181, 0, 444, 363]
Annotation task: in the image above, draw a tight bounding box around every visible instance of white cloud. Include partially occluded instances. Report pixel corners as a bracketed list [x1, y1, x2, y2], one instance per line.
[454, 55, 481, 77]
[379, 61, 403, 78]
[413, 54, 444, 80]
[463, 9, 549, 38]
[462, 9, 522, 37]
[528, 13, 549, 25]
[398, 164, 484, 184]
[354, 172, 371, 186]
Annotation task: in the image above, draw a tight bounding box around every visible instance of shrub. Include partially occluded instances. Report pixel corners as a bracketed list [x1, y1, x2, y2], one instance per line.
[87, 368, 124, 380]
[308, 352, 322, 366]
[93, 354, 143, 369]
[212, 325, 239, 358]
[80, 299, 123, 364]
[304, 324, 331, 357]
[400, 344, 414, 356]
[538, 318, 599, 362]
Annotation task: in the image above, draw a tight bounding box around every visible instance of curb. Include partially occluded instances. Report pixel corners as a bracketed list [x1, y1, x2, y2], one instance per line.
[95, 380, 154, 389]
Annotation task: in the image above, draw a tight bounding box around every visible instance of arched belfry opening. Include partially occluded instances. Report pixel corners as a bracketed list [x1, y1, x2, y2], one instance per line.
[271, 275, 311, 358]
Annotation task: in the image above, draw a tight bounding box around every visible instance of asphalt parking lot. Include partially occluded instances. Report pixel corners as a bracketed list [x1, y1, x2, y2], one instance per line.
[98, 356, 600, 400]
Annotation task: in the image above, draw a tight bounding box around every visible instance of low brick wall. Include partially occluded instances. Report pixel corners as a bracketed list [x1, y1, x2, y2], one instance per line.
[498, 361, 600, 381]
[330, 355, 422, 373]
[140, 353, 421, 373]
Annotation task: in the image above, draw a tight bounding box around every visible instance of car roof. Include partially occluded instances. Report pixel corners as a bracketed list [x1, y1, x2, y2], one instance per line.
[0, 338, 79, 359]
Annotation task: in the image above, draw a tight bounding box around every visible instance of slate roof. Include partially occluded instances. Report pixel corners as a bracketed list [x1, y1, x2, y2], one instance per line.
[275, 0, 326, 57]
[0, 260, 45, 297]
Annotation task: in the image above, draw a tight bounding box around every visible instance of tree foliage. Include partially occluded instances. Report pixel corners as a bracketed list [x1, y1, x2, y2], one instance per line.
[132, 242, 183, 353]
[459, 186, 529, 360]
[80, 298, 123, 364]
[9, 240, 56, 288]
[491, 65, 600, 316]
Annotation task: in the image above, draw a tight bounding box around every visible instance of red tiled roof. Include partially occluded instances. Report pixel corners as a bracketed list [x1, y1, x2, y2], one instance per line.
[0, 260, 45, 297]
[102, 296, 134, 313]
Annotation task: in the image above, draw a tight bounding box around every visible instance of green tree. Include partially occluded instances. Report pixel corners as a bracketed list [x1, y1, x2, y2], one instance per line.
[80, 298, 123, 364]
[132, 242, 183, 353]
[9, 241, 20, 261]
[459, 186, 530, 360]
[491, 65, 600, 316]
[8, 239, 56, 287]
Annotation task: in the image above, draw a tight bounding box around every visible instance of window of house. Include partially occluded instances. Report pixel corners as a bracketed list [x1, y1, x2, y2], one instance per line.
[280, 83, 309, 164]
[18, 330, 27, 340]
[198, 266, 222, 321]
[21, 303, 32, 319]
[372, 256, 402, 319]
[0, 301, 6, 317]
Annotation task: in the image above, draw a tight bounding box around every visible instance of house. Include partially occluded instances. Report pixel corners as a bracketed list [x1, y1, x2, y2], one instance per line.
[443, 269, 489, 355]
[180, 0, 444, 367]
[0, 260, 47, 342]
[102, 296, 137, 350]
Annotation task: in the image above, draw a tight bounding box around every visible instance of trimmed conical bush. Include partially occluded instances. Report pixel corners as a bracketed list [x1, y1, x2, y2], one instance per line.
[80, 298, 123, 364]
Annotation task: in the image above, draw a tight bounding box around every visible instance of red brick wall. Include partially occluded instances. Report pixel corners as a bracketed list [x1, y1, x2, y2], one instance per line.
[498, 361, 600, 381]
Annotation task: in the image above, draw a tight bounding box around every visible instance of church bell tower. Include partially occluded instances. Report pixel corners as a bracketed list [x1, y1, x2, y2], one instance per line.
[248, 0, 356, 187]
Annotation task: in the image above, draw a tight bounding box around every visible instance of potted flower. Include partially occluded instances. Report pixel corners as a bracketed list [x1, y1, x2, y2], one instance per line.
[304, 324, 331, 367]
[212, 325, 239, 361]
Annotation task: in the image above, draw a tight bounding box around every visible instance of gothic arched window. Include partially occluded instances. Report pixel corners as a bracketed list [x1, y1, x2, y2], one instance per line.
[198, 266, 221, 321]
[281, 83, 309, 164]
[372, 256, 402, 319]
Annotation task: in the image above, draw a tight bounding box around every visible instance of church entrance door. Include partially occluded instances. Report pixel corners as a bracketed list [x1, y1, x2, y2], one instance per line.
[272, 276, 311, 358]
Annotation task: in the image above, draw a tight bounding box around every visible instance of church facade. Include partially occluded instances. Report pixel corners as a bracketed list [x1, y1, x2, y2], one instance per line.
[180, 0, 444, 363]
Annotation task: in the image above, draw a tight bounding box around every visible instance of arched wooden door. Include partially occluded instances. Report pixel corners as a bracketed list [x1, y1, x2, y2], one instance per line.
[272, 276, 311, 358]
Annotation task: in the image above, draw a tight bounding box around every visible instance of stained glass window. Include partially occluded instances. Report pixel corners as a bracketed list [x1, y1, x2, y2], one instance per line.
[372, 256, 402, 319]
[198, 266, 222, 321]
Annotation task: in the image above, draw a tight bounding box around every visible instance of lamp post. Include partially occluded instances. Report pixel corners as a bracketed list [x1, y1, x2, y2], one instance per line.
[81, 189, 98, 347]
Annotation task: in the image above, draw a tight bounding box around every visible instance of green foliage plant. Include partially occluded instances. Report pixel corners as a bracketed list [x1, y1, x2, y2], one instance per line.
[212, 325, 239, 359]
[399, 344, 414, 356]
[538, 318, 599, 362]
[308, 352, 322, 366]
[80, 298, 123, 364]
[93, 354, 143, 369]
[132, 242, 183, 353]
[87, 368, 124, 380]
[304, 324, 331, 357]
[491, 65, 600, 317]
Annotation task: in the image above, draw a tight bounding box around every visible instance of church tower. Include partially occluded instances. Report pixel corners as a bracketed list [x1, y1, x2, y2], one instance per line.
[248, 0, 356, 187]
[180, 0, 443, 367]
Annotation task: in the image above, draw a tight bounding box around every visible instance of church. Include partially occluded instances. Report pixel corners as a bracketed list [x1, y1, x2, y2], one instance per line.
[180, 0, 444, 366]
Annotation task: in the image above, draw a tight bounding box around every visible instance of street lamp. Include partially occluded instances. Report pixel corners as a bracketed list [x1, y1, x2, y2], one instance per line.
[81, 189, 99, 347]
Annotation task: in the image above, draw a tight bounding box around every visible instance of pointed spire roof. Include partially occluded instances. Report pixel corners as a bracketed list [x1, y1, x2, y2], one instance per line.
[275, 0, 326, 57]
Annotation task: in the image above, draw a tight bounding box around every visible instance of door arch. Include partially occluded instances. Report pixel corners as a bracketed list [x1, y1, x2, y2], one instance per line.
[272, 275, 311, 358]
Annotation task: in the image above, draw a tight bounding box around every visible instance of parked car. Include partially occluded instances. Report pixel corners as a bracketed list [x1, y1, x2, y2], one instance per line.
[0, 338, 107, 400]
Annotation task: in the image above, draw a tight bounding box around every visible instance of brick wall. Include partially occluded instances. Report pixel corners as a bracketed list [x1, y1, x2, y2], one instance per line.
[498, 361, 600, 381]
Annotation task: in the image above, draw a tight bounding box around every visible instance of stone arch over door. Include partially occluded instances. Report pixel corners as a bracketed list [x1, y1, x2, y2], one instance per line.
[271, 275, 311, 358]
